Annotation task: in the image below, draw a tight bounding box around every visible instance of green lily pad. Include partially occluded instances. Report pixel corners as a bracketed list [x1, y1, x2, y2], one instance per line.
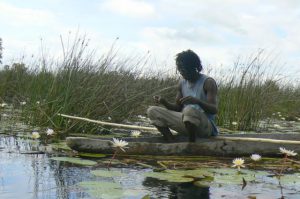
[274, 173, 300, 185]
[144, 170, 194, 182]
[78, 181, 123, 199]
[50, 157, 97, 166]
[78, 181, 146, 199]
[194, 177, 213, 188]
[49, 142, 72, 151]
[78, 152, 106, 158]
[144, 168, 270, 185]
[91, 170, 124, 177]
[211, 168, 269, 185]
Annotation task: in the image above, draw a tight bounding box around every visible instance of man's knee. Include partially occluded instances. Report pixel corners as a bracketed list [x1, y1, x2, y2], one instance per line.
[147, 106, 160, 119]
[182, 106, 195, 116]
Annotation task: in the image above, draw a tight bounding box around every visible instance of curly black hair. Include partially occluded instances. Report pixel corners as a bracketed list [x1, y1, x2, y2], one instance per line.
[175, 49, 202, 73]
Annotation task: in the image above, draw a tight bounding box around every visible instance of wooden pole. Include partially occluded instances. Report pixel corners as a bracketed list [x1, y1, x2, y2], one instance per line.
[216, 136, 300, 145]
[58, 113, 158, 132]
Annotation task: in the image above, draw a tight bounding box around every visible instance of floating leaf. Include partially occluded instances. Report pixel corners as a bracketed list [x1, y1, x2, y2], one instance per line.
[49, 142, 72, 151]
[78, 153, 106, 158]
[78, 181, 146, 199]
[91, 170, 124, 177]
[78, 181, 123, 199]
[50, 157, 97, 166]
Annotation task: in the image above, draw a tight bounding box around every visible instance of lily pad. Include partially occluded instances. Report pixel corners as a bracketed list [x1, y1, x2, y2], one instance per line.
[145, 171, 195, 183]
[144, 168, 270, 185]
[78, 181, 123, 199]
[78, 152, 106, 158]
[49, 142, 72, 151]
[78, 181, 146, 199]
[91, 170, 124, 177]
[211, 168, 269, 185]
[273, 173, 300, 185]
[50, 157, 97, 166]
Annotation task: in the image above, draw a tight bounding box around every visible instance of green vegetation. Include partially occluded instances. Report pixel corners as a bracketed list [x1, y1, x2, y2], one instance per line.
[0, 37, 299, 133]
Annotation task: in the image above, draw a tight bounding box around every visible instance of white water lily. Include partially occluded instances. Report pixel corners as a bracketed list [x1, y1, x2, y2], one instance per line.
[250, 154, 262, 161]
[273, 124, 281, 128]
[110, 138, 129, 152]
[232, 122, 238, 126]
[32, 132, 40, 139]
[131, 130, 141, 138]
[279, 147, 297, 156]
[46, 128, 55, 136]
[1, 103, 8, 108]
[281, 117, 285, 120]
[232, 158, 245, 171]
[20, 101, 26, 105]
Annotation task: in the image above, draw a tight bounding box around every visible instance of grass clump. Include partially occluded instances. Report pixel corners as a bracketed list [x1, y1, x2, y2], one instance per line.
[0, 36, 299, 133]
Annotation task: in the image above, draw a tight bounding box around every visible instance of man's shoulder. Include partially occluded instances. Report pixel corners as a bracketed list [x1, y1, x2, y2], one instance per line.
[203, 75, 217, 90]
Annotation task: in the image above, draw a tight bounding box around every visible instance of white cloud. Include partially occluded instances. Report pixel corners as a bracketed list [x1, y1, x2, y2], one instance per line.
[99, 0, 156, 18]
[0, 2, 56, 27]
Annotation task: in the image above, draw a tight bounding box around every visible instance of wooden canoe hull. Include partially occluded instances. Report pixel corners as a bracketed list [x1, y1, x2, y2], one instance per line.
[66, 133, 300, 157]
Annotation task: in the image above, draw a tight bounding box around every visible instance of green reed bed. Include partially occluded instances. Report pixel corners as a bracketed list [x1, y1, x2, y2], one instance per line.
[0, 38, 299, 134]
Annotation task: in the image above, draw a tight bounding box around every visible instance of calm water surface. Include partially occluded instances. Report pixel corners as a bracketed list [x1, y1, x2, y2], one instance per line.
[1, 135, 300, 199]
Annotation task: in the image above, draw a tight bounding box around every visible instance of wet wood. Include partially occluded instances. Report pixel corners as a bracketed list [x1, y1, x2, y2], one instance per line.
[66, 133, 300, 157]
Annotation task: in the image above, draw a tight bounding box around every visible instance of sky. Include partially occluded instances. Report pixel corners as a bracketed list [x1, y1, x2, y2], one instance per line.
[0, 0, 300, 76]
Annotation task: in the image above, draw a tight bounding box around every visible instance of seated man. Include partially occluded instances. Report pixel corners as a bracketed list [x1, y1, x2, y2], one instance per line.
[147, 50, 219, 142]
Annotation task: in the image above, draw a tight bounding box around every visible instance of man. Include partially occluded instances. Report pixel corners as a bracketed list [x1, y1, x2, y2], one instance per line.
[147, 49, 219, 142]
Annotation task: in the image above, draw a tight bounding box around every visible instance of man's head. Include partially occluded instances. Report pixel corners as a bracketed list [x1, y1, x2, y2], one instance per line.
[175, 49, 202, 82]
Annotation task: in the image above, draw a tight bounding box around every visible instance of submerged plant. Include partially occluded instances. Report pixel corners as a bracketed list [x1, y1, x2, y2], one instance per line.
[232, 158, 245, 172]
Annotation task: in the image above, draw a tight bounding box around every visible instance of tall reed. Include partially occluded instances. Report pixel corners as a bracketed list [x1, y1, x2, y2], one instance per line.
[0, 37, 299, 133]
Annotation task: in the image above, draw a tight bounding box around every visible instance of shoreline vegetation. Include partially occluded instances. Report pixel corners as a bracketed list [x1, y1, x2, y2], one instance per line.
[0, 36, 299, 135]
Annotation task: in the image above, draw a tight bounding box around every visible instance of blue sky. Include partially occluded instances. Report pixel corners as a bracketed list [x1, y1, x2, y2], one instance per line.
[0, 0, 299, 76]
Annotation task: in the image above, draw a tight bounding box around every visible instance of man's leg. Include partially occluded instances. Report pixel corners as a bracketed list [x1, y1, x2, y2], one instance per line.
[182, 107, 212, 142]
[184, 121, 197, 142]
[147, 106, 187, 141]
[154, 125, 174, 142]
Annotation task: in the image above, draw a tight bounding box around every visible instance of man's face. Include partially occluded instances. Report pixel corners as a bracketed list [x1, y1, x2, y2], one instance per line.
[177, 65, 198, 82]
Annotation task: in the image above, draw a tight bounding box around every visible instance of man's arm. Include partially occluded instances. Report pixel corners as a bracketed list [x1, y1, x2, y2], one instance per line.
[154, 82, 183, 112]
[179, 78, 218, 114]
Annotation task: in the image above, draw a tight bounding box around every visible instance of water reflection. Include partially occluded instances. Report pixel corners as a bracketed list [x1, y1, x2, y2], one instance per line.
[1, 135, 300, 199]
[143, 177, 210, 199]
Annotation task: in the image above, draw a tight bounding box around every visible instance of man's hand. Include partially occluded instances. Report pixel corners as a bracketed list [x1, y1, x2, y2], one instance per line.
[179, 96, 199, 105]
[153, 95, 166, 104]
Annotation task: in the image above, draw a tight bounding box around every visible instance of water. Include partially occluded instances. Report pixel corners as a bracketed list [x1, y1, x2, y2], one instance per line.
[1, 135, 300, 199]
[1, 108, 300, 199]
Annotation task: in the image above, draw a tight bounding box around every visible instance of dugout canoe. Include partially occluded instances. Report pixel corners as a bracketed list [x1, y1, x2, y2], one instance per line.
[66, 133, 300, 157]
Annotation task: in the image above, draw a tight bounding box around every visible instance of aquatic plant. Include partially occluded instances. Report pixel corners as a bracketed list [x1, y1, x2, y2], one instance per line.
[232, 158, 245, 171]
[110, 138, 128, 152]
[131, 130, 141, 138]
[31, 131, 40, 139]
[107, 138, 129, 169]
[46, 128, 55, 136]
[279, 147, 297, 157]
[250, 154, 261, 161]
[277, 147, 298, 198]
